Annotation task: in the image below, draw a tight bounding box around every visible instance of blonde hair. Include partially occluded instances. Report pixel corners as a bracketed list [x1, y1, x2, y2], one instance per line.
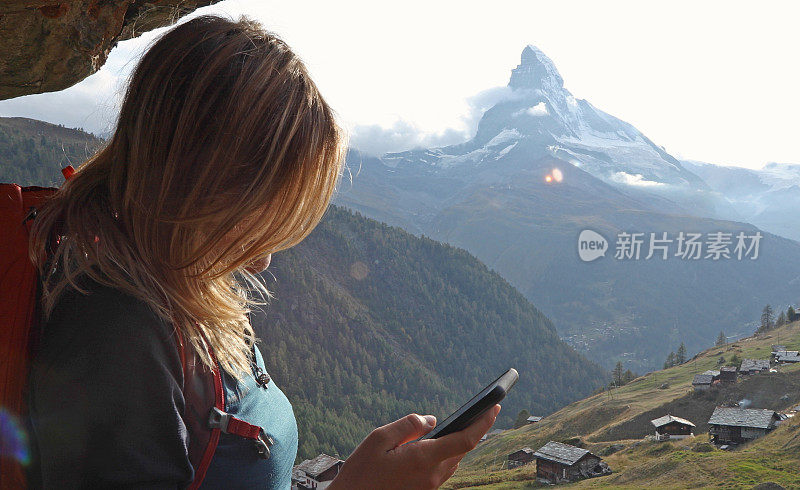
[30, 15, 347, 376]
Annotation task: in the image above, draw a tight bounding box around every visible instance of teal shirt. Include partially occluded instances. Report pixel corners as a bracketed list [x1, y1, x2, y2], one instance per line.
[200, 345, 299, 489]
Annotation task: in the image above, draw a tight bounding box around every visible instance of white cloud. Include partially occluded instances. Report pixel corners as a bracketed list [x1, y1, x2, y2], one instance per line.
[513, 101, 549, 118]
[610, 171, 665, 187]
[348, 119, 468, 156]
[347, 85, 521, 156]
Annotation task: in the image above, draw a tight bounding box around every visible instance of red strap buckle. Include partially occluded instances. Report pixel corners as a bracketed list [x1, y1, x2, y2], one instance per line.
[208, 407, 273, 459]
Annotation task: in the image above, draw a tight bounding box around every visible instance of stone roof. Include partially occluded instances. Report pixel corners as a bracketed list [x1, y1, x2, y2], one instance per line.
[720, 366, 738, 373]
[775, 351, 800, 362]
[740, 359, 770, 372]
[294, 454, 343, 479]
[708, 407, 778, 429]
[527, 416, 543, 422]
[651, 414, 696, 428]
[534, 441, 594, 466]
[702, 370, 720, 377]
[692, 374, 714, 385]
[509, 447, 534, 457]
[772, 345, 787, 352]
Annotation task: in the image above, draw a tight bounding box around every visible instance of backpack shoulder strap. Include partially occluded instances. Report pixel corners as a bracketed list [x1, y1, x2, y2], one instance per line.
[0, 183, 59, 490]
[175, 331, 274, 488]
[174, 329, 224, 490]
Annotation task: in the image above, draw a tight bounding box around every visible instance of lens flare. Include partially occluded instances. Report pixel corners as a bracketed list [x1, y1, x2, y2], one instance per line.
[349, 261, 369, 280]
[0, 408, 30, 466]
[545, 175, 553, 183]
[552, 168, 563, 182]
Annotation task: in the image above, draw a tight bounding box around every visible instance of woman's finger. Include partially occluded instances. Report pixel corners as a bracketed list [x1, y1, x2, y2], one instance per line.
[373, 413, 437, 449]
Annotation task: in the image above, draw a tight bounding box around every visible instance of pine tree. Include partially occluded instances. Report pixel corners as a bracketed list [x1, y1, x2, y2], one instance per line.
[676, 343, 687, 364]
[788, 305, 798, 322]
[776, 311, 786, 327]
[513, 409, 531, 429]
[716, 331, 727, 347]
[663, 352, 676, 370]
[729, 353, 741, 367]
[759, 304, 774, 333]
[612, 361, 624, 386]
[623, 370, 636, 384]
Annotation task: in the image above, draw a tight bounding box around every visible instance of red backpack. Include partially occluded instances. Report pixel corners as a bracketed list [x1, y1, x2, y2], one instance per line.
[0, 167, 270, 489]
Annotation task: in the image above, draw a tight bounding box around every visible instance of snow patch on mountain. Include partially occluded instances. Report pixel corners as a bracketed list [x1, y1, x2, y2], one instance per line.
[487, 128, 522, 147]
[402, 128, 525, 169]
[496, 142, 517, 159]
[759, 162, 800, 190]
[610, 171, 665, 187]
[513, 102, 549, 117]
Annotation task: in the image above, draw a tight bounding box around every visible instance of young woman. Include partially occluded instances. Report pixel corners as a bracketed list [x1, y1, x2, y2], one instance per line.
[27, 14, 499, 489]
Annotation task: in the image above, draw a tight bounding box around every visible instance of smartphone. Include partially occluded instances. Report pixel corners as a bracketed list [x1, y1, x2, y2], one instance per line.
[418, 368, 518, 440]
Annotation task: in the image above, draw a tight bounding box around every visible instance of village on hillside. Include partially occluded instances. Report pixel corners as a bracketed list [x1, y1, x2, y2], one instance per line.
[490, 343, 800, 486]
[440, 316, 800, 489]
[292, 335, 800, 489]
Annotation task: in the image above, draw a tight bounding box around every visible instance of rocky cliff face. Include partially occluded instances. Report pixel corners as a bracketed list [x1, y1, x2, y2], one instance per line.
[0, 0, 221, 100]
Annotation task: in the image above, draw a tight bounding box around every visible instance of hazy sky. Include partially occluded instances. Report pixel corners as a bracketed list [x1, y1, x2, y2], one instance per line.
[1, 0, 798, 169]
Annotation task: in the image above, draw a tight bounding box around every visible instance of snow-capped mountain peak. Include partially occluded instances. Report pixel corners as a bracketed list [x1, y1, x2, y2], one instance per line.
[508, 45, 564, 92]
[377, 45, 723, 216]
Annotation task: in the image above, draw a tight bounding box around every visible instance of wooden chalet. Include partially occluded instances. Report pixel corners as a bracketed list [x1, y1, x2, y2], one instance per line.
[708, 407, 781, 446]
[507, 447, 535, 468]
[775, 351, 800, 364]
[533, 441, 611, 484]
[692, 374, 714, 391]
[739, 359, 770, 375]
[719, 366, 738, 383]
[292, 454, 344, 489]
[650, 414, 695, 440]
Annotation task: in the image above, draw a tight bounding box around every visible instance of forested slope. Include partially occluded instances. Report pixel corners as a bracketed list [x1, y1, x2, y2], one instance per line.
[0, 117, 102, 185]
[256, 206, 606, 459]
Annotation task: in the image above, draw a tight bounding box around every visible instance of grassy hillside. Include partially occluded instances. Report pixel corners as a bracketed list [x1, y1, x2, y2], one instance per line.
[445, 320, 800, 489]
[0, 116, 103, 185]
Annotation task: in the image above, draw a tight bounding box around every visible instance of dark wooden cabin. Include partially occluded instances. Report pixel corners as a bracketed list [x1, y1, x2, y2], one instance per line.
[292, 453, 344, 489]
[692, 374, 714, 391]
[775, 351, 800, 364]
[739, 359, 770, 375]
[534, 441, 611, 484]
[719, 366, 738, 383]
[650, 414, 695, 440]
[507, 447, 534, 468]
[708, 407, 781, 446]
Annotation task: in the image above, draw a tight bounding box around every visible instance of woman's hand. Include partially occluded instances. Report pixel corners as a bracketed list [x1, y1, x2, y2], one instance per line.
[328, 405, 500, 490]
